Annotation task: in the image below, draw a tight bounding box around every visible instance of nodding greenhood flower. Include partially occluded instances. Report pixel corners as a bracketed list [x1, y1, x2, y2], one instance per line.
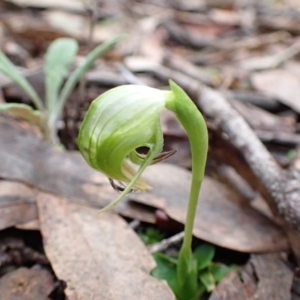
[79, 84, 168, 192]
[79, 85, 170, 195]
[78, 80, 209, 300]
[78, 80, 208, 214]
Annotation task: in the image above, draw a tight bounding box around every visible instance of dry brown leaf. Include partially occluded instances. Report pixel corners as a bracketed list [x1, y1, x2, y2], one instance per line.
[239, 41, 300, 71]
[37, 191, 175, 300]
[209, 270, 253, 300]
[2, 12, 68, 49]
[0, 180, 37, 230]
[161, 109, 187, 138]
[135, 12, 169, 61]
[6, 0, 86, 12]
[284, 60, 300, 78]
[42, 10, 87, 40]
[251, 253, 293, 299]
[209, 9, 241, 26]
[42, 10, 117, 44]
[0, 266, 54, 300]
[16, 219, 40, 230]
[230, 99, 295, 132]
[209, 253, 293, 300]
[251, 69, 300, 114]
[132, 164, 289, 253]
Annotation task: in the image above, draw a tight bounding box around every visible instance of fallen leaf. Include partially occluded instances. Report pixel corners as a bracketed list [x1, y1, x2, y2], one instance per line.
[43, 10, 87, 39]
[2, 12, 68, 51]
[209, 253, 293, 300]
[161, 109, 187, 138]
[251, 69, 300, 114]
[0, 180, 37, 230]
[209, 270, 251, 300]
[16, 219, 40, 230]
[230, 99, 295, 132]
[131, 164, 289, 253]
[239, 41, 300, 71]
[6, 0, 86, 12]
[209, 9, 241, 26]
[251, 253, 293, 299]
[0, 266, 54, 300]
[37, 191, 175, 300]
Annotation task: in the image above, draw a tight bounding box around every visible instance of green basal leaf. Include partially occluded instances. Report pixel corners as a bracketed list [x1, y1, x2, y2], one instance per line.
[0, 103, 43, 128]
[154, 252, 178, 265]
[193, 244, 215, 270]
[45, 38, 78, 113]
[0, 52, 43, 111]
[195, 283, 206, 299]
[199, 269, 216, 292]
[138, 227, 165, 245]
[152, 253, 178, 293]
[152, 253, 205, 300]
[209, 263, 237, 283]
[51, 34, 127, 128]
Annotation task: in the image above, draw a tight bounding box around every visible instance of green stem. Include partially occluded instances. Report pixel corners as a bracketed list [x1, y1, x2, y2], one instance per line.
[166, 81, 208, 297]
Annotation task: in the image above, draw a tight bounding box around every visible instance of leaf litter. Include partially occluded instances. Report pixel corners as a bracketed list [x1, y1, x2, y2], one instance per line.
[37, 191, 175, 300]
[0, 0, 300, 299]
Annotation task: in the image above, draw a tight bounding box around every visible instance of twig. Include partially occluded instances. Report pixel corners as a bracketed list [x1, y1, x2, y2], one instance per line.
[79, 0, 98, 101]
[118, 64, 145, 85]
[235, 0, 258, 36]
[128, 219, 141, 230]
[224, 90, 280, 110]
[198, 85, 300, 222]
[201, 87, 288, 202]
[197, 84, 300, 262]
[86, 70, 127, 86]
[228, 31, 290, 50]
[229, 99, 293, 133]
[164, 54, 221, 87]
[148, 231, 184, 254]
[239, 40, 300, 71]
[255, 130, 300, 146]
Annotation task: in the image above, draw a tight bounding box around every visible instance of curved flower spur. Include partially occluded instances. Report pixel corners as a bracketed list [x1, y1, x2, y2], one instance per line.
[78, 80, 208, 300]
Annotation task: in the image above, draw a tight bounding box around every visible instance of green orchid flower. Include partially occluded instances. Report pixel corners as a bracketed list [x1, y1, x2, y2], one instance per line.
[78, 80, 208, 300]
[78, 84, 167, 193]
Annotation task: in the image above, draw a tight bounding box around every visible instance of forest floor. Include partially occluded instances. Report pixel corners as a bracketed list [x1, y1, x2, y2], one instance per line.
[0, 0, 300, 299]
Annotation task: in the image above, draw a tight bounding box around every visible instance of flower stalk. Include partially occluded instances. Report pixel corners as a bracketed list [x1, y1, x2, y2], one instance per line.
[78, 80, 208, 300]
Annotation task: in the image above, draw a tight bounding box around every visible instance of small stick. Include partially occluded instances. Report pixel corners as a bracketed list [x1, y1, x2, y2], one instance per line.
[128, 219, 141, 230]
[79, 0, 98, 101]
[148, 231, 184, 254]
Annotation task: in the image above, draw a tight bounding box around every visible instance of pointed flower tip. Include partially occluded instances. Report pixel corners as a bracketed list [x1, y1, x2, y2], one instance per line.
[121, 160, 152, 191]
